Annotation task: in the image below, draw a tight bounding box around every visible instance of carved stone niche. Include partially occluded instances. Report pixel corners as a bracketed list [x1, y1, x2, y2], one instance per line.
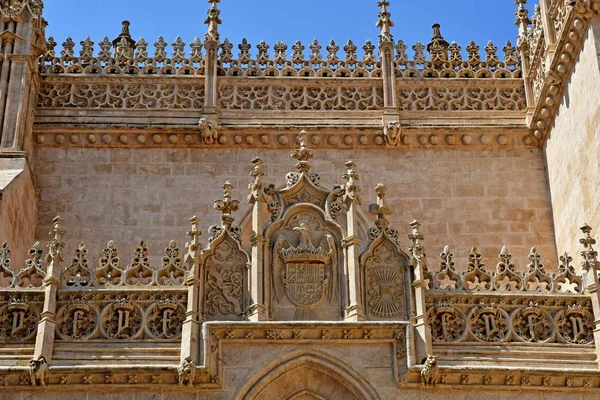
[359, 232, 410, 321]
[267, 204, 345, 322]
[202, 228, 249, 321]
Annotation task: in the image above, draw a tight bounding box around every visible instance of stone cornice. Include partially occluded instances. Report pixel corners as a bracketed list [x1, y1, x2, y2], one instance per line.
[0, 321, 598, 390]
[523, 1, 600, 141]
[32, 124, 536, 150]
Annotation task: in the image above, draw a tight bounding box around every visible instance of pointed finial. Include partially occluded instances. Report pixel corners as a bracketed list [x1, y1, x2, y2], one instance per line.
[187, 216, 202, 247]
[184, 216, 202, 269]
[291, 130, 314, 173]
[376, 1, 394, 43]
[408, 220, 427, 271]
[427, 23, 449, 53]
[369, 183, 392, 229]
[214, 181, 240, 229]
[343, 161, 361, 205]
[408, 220, 424, 247]
[514, 0, 530, 26]
[497, 246, 514, 271]
[205, 0, 222, 42]
[527, 247, 542, 270]
[112, 20, 136, 49]
[248, 157, 267, 203]
[46, 216, 65, 264]
[580, 224, 598, 272]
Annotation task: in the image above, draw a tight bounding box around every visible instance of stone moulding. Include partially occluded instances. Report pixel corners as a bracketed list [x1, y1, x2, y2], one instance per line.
[0, 321, 599, 390]
[517, 0, 600, 140]
[32, 127, 538, 149]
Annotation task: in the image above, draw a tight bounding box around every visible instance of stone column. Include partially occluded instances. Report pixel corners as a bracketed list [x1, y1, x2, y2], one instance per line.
[32, 216, 64, 370]
[202, 0, 221, 124]
[0, 0, 45, 150]
[539, 0, 557, 58]
[408, 220, 432, 363]
[247, 157, 269, 321]
[514, 0, 536, 124]
[180, 216, 203, 364]
[342, 161, 366, 321]
[376, 1, 399, 126]
[580, 224, 600, 365]
[0, 1, 44, 268]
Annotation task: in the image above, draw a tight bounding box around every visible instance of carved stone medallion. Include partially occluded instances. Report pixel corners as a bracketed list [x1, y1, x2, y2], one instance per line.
[468, 303, 510, 342]
[56, 298, 98, 340]
[511, 304, 554, 343]
[555, 303, 595, 344]
[100, 296, 143, 339]
[0, 298, 38, 342]
[145, 299, 186, 339]
[429, 300, 466, 342]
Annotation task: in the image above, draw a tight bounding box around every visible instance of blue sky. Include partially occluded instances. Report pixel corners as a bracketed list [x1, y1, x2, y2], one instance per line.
[45, 1, 520, 56]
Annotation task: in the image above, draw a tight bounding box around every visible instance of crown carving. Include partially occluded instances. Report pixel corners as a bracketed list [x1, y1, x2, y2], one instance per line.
[111, 295, 135, 310]
[66, 296, 91, 312]
[7, 296, 28, 310]
[433, 299, 454, 313]
[279, 245, 329, 264]
[523, 300, 540, 313]
[565, 301, 586, 316]
[476, 302, 498, 312]
[279, 220, 329, 264]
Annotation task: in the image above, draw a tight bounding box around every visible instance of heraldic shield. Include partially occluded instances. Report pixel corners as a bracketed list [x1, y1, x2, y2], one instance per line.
[275, 220, 336, 320]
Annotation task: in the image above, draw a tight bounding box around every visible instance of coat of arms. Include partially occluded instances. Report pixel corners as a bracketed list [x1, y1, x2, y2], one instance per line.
[273, 220, 336, 320]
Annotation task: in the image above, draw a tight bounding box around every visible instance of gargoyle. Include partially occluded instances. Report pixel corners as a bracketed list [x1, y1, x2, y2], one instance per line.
[383, 121, 403, 147]
[29, 356, 48, 387]
[199, 117, 220, 145]
[420, 354, 439, 386]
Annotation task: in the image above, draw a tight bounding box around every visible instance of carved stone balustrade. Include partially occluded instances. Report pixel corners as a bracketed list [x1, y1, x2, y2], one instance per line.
[32, 2, 535, 150]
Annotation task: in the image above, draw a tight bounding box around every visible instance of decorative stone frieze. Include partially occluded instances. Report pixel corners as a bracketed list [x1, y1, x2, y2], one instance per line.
[37, 78, 206, 110]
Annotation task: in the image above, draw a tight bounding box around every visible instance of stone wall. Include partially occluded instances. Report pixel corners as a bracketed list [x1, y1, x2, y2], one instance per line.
[32, 145, 557, 271]
[0, 384, 598, 399]
[0, 156, 37, 269]
[545, 19, 600, 260]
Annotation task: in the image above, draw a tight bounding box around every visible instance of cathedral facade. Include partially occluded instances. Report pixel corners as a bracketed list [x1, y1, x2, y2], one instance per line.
[0, 0, 600, 398]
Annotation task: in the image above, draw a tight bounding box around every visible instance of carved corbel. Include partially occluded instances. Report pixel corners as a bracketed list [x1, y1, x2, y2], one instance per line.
[383, 121, 404, 147]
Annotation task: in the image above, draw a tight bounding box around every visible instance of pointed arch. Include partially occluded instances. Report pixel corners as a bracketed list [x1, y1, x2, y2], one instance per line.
[235, 349, 381, 400]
